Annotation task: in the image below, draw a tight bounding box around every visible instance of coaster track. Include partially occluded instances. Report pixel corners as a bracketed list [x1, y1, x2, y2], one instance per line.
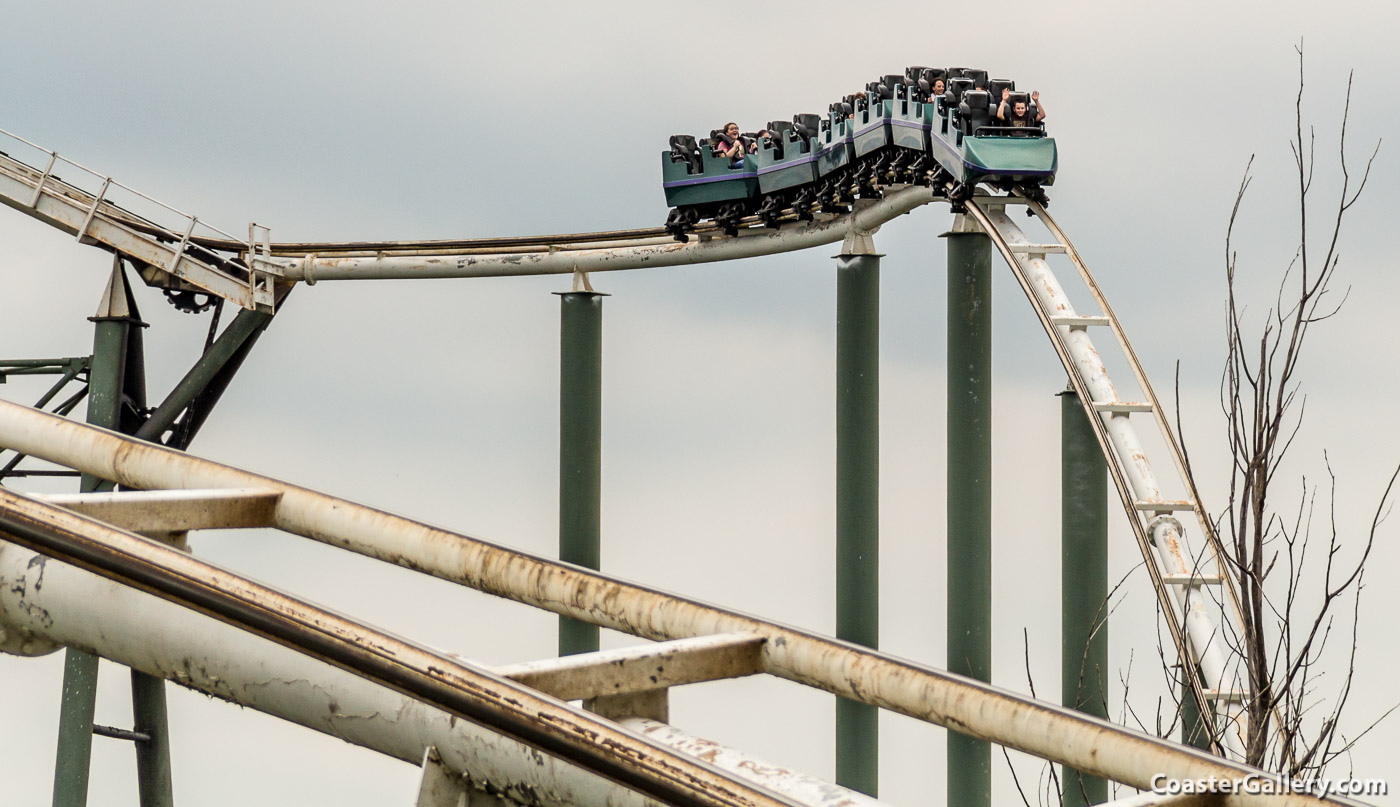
[0, 126, 1310, 805]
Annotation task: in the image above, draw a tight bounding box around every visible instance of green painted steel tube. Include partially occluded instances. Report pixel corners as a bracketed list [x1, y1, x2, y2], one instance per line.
[835, 252, 879, 796]
[136, 307, 273, 444]
[1060, 389, 1108, 807]
[1181, 664, 1212, 750]
[55, 277, 139, 807]
[56, 266, 177, 807]
[131, 671, 175, 807]
[946, 229, 992, 807]
[557, 291, 605, 656]
[52, 650, 100, 807]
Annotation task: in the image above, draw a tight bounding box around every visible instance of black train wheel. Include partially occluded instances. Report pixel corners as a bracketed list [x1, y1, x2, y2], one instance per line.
[163, 288, 217, 314]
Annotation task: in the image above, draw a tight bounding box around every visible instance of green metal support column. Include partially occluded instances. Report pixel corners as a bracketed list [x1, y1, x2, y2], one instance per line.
[56, 259, 173, 807]
[131, 672, 174, 807]
[1059, 389, 1108, 807]
[135, 304, 278, 448]
[557, 288, 605, 656]
[1181, 664, 1212, 750]
[835, 239, 880, 796]
[945, 224, 992, 807]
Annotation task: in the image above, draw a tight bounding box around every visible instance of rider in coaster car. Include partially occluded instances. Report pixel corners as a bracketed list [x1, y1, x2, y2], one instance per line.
[997, 89, 1046, 132]
[711, 122, 747, 169]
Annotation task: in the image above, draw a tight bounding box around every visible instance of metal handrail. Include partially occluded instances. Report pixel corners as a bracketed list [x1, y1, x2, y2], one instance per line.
[0, 126, 245, 245]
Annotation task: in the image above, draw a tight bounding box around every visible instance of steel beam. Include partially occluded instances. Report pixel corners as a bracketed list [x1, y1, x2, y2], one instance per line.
[834, 236, 880, 796]
[0, 400, 1376, 807]
[945, 220, 992, 807]
[135, 300, 283, 449]
[37, 488, 281, 533]
[556, 290, 604, 656]
[493, 633, 764, 701]
[1060, 388, 1108, 807]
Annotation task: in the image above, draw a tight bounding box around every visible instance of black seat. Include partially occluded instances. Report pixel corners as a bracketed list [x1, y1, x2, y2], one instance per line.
[943, 77, 974, 107]
[865, 80, 892, 101]
[792, 113, 822, 140]
[945, 67, 968, 80]
[767, 120, 794, 138]
[882, 74, 906, 99]
[669, 135, 701, 174]
[988, 79, 1015, 107]
[963, 68, 989, 91]
[958, 90, 992, 136]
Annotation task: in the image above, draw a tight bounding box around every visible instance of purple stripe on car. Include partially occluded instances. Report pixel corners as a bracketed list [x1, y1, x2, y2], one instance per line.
[663, 171, 758, 188]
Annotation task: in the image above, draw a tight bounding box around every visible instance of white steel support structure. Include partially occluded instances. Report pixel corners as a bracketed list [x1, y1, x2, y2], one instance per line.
[964, 198, 1255, 756]
[0, 401, 1368, 807]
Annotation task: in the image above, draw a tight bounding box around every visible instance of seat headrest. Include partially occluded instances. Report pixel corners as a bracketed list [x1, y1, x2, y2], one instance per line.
[960, 90, 991, 112]
[793, 113, 822, 137]
[944, 77, 974, 105]
[865, 81, 891, 100]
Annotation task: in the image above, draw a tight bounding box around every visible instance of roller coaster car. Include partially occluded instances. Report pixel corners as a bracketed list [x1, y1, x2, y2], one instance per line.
[663, 134, 758, 240]
[929, 89, 1056, 209]
[753, 116, 821, 225]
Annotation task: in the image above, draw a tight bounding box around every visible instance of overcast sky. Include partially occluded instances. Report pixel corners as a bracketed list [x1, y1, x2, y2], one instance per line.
[1, 1, 1398, 805]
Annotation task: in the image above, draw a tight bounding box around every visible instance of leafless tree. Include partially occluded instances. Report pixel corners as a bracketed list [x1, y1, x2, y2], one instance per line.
[1207, 43, 1394, 774]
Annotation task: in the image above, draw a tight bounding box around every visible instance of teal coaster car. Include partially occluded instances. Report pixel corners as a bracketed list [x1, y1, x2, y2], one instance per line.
[869, 74, 930, 182]
[753, 116, 821, 225]
[928, 88, 1057, 208]
[663, 135, 758, 240]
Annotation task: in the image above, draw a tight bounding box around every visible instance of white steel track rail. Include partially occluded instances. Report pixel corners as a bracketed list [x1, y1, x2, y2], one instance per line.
[0, 401, 1371, 807]
[964, 197, 1267, 760]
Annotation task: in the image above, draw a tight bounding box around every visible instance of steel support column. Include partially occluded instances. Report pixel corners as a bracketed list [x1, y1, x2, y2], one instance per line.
[835, 241, 879, 796]
[56, 259, 172, 807]
[131, 671, 175, 807]
[557, 290, 605, 656]
[135, 303, 279, 449]
[1060, 388, 1108, 807]
[1181, 665, 1212, 750]
[945, 224, 992, 807]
